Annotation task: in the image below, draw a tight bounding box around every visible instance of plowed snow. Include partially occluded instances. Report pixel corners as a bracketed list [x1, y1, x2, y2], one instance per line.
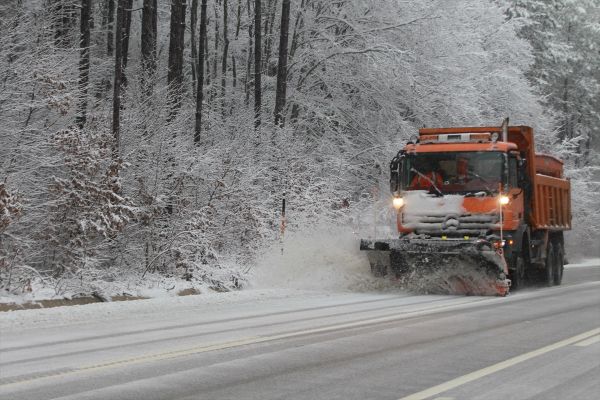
[251, 227, 507, 296]
[251, 227, 402, 292]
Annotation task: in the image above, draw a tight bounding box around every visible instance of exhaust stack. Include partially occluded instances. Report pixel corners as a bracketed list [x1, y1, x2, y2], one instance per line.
[501, 117, 509, 142]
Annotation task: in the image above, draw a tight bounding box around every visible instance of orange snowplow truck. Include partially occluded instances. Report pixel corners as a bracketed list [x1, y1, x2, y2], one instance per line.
[360, 121, 571, 296]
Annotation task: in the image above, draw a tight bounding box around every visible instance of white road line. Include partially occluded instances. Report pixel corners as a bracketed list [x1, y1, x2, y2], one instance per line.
[574, 335, 600, 347]
[398, 327, 600, 400]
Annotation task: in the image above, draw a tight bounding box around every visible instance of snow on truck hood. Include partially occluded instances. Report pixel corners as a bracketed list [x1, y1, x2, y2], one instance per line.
[402, 191, 465, 216]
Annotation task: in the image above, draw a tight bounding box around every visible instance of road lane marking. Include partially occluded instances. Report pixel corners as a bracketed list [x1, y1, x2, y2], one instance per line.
[0, 298, 485, 388]
[0, 368, 76, 386]
[78, 336, 264, 371]
[574, 335, 600, 347]
[0, 336, 264, 388]
[398, 327, 600, 400]
[1, 294, 417, 353]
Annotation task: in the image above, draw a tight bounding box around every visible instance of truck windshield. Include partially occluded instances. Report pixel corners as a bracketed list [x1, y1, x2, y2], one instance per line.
[402, 152, 505, 195]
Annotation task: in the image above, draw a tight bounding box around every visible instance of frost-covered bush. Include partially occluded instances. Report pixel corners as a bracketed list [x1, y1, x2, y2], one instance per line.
[0, 183, 25, 292]
[44, 128, 136, 276]
[0, 183, 22, 234]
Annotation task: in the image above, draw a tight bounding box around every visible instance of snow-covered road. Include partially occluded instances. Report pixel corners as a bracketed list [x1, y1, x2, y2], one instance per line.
[1, 262, 599, 400]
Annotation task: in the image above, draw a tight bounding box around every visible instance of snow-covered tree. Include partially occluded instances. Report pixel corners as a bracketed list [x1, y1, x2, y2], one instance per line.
[507, 0, 600, 161]
[2, 0, 596, 293]
[506, 0, 600, 254]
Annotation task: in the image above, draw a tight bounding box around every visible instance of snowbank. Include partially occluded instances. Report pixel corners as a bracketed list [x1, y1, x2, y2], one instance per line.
[0, 271, 213, 306]
[0, 287, 317, 332]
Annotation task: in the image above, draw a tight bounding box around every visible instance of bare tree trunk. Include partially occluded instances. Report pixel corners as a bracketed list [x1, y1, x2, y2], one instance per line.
[141, 0, 158, 88]
[232, 54, 237, 88]
[102, 0, 115, 56]
[106, 0, 115, 55]
[274, 0, 290, 126]
[168, 0, 187, 117]
[261, 0, 270, 70]
[254, 0, 262, 129]
[76, 0, 92, 128]
[205, 29, 211, 87]
[289, 0, 306, 61]
[112, 0, 126, 156]
[122, 0, 133, 71]
[190, 0, 199, 85]
[245, 0, 253, 105]
[263, 0, 276, 74]
[288, 0, 306, 124]
[51, 0, 63, 46]
[52, 0, 76, 48]
[221, 0, 229, 117]
[195, 0, 208, 143]
[212, 4, 219, 82]
[235, 0, 242, 39]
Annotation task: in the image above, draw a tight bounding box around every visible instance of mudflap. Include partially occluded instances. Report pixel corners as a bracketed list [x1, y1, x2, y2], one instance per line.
[360, 238, 510, 296]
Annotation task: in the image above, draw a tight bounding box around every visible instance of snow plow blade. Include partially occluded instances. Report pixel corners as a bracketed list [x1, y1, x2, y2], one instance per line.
[360, 238, 510, 296]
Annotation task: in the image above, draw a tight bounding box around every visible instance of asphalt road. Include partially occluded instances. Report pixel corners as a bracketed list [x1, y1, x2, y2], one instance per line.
[1, 265, 599, 400]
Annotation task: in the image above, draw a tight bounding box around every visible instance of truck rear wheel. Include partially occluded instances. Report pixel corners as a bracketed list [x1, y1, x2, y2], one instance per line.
[544, 242, 555, 287]
[553, 242, 564, 285]
[509, 255, 525, 291]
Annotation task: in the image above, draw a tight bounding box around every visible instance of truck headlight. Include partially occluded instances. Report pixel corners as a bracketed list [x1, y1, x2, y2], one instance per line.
[393, 197, 405, 209]
[499, 195, 510, 205]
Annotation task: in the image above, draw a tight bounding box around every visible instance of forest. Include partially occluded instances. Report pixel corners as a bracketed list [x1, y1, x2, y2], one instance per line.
[1, 0, 599, 297]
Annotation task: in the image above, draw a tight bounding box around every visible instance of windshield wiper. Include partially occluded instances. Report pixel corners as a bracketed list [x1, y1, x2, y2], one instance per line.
[464, 189, 493, 197]
[410, 167, 444, 196]
[467, 170, 495, 195]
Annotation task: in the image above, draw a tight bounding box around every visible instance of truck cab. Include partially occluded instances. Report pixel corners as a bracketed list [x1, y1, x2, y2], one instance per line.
[361, 124, 571, 295]
[391, 132, 523, 240]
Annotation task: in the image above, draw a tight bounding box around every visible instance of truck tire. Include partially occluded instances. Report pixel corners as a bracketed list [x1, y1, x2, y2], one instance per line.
[553, 242, 564, 285]
[544, 242, 555, 287]
[509, 254, 525, 291]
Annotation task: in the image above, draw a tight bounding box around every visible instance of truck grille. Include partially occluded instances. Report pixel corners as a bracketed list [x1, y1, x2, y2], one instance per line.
[403, 213, 500, 236]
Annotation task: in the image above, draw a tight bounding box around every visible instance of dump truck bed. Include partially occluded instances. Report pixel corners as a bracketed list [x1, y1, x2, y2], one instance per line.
[532, 173, 571, 230]
[531, 152, 571, 230]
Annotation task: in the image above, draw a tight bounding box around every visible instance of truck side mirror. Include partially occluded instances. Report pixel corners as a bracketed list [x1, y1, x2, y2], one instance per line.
[389, 153, 403, 194]
[518, 159, 526, 183]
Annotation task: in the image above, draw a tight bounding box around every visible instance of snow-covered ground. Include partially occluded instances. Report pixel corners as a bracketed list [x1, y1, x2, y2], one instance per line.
[0, 226, 398, 304]
[0, 272, 204, 305]
[0, 227, 405, 331]
[1, 222, 598, 334]
[0, 287, 330, 332]
[2, 268, 598, 400]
